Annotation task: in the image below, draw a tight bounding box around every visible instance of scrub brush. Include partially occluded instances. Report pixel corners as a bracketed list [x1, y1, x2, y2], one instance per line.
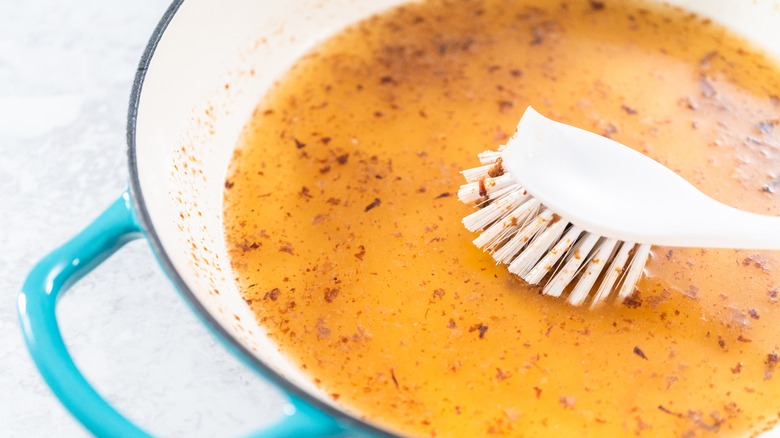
[458, 107, 780, 307]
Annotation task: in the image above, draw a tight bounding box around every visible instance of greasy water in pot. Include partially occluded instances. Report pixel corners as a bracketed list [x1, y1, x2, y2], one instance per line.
[224, 0, 780, 435]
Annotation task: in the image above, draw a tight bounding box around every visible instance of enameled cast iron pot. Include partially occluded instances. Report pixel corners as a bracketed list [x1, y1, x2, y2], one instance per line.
[18, 0, 780, 436]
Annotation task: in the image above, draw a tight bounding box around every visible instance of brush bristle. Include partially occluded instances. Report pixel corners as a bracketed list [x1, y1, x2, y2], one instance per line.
[459, 150, 651, 308]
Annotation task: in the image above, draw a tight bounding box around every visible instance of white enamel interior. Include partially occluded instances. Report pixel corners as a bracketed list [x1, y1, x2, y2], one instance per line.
[132, 0, 780, 424]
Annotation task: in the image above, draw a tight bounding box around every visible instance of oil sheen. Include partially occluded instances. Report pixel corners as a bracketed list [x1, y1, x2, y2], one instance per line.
[223, 0, 780, 436]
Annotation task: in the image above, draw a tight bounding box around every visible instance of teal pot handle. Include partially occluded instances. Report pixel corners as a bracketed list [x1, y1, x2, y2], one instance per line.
[18, 192, 349, 438]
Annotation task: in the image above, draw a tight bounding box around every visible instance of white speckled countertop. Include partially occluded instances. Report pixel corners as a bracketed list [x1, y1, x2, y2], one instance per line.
[0, 1, 288, 436]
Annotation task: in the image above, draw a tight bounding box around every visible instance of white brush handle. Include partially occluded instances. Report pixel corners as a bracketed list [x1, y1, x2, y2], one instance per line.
[680, 205, 780, 249]
[503, 107, 780, 249]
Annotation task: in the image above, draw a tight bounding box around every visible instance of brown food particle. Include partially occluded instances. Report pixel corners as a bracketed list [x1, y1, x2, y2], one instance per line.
[658, 405, 684, 418]
[533, 387, 542, 399]
[742, 254, 769, 272]
[749, 308, 760, 319]
[354, 245, 366, 260]
[687, 410, 724, 432]
[487, 157, 505, 177]
[498, 100, 514, 112]
[435, 192, 451, 199]
[559, 396, 575, 408]
[316, 318, 331, 340]
[321, 137, 332, 145]
[447, 318, 456, 328]
[623, 291, 642, 309]
[336, 153, 350, 165]
[589, 0, 605, 10]
[761, 175, 780, 193]
[365, 198, 381, 212]
[326, 197, 341, 205]
[621, 104, 638, 115]
[645, 289, 672, 310]
[765, 352, 779, 380]
[698, 50, 718, 68]
[476, 195, 491, 208]
[236, 240, 261, 253]
[279, 241, 295, 254]
[469, 323, 489, 338]
[681, 96, 699, 110]
[324, 288, 340, 303]
[633, 346, 649, 360]
[390, 368, 400, 389]
[731, 362, 743, 374]
[602, 123, 618, 138]
[299, 186, 313, 199]
[531, 27, 544, 46]
[478, 178, 488, 197]
[264, 288, 280, 301]
[224, 180, 235, 189]
[294, 138, 306, 149]
[496, 368, 512, 380]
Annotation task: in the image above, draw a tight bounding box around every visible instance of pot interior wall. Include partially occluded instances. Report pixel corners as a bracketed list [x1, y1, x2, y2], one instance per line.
[132, 0, 780, 417]
[133, 0, 411, 408]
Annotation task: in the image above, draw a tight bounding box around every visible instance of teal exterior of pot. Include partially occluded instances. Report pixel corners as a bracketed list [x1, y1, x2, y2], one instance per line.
[18, 192, 355, 438]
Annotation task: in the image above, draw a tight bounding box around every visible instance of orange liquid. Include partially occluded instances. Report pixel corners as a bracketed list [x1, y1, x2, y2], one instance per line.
[223, 0, 780, 436]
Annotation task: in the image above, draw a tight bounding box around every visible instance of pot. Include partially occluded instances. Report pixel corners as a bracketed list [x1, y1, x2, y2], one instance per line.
[18, 0, 780, 436]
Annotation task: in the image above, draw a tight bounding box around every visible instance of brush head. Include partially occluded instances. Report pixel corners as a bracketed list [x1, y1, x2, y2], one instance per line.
[457, 113, 651, 308]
